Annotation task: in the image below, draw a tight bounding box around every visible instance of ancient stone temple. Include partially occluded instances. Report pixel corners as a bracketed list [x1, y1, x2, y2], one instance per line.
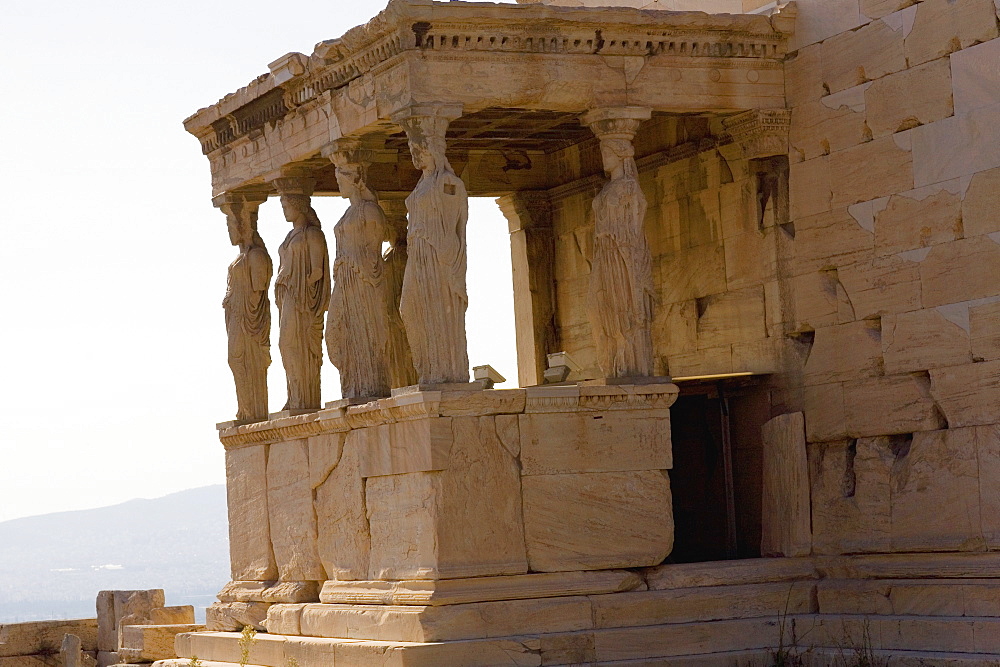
[161, 0, 1000, 663]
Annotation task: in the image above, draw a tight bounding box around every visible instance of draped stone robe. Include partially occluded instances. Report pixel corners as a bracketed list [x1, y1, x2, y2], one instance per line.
[588, 172, 655, 377]
[400, 168, 470, 384]
[276, 225, 330, 409]
[326, 200, 393, 398]
[224, 244, 272, 421]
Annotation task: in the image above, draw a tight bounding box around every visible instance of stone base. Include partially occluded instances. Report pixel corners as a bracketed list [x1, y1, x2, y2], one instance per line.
[155, 555, 1000, 666]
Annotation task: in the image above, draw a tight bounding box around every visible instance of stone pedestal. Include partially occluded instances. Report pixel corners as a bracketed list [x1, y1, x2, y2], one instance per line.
[199, 384, 677, 663]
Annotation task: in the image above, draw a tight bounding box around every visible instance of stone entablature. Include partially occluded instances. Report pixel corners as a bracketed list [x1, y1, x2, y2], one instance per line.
[184, 0, 793, 197]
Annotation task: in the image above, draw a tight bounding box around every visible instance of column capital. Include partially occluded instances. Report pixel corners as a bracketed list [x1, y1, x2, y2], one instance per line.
[322, 138, 376, 169]
[271, 176, 316, 197]
[391, 102, 464, 127]
[719, 109, 791, 160]
[497, 191, 553, 233]
[581, 107, 652, 139]
[212, 191, 268, 210]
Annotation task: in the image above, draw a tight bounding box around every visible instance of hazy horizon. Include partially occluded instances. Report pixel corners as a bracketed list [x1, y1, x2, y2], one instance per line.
[0, 0, 520, 522]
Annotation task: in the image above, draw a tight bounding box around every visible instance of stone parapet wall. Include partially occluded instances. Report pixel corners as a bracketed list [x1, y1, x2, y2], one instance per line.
[0, 619, 97, 666]
[215, 383, 678, 621]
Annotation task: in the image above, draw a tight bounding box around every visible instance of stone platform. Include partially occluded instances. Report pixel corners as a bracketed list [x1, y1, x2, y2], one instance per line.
[153, 553, 1000, 666]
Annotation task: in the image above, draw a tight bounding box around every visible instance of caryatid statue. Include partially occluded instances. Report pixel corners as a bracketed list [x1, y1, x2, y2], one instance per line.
[218, 193, 272, 423]
[324, 141, 394, 399]
[380, 198, 419, 389]
[272, 177, 331, 411]
[391, 103, 470, 384]
[582, 107, 656, 378]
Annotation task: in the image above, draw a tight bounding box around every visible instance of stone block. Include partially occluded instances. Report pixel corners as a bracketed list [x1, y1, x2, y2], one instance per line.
[205, 601, 270, 632]
[971, 300, 1000, 361]
[816, 551, 1000, 579]
[149, 607, 194, 626]
[266, 439, 325, 582]
[298, 596, 591, 642]
[975, 425, 1000, 547]
[177, 631, 286, 666]
[829, 135, 914, 207]
[952, 37, 1000, 116]
[810, 438, 893, 554]
[789, 0, 864, 51]
[366, 416, 527, 580]
[724, 228, 777, 290]
[818, 579, 1000, 617]
[644, 558, 817, 590]
[761, 413, 811, 557]
[790, 208, 872, 276]
[789, 156, 831, 220]
[319, 570, 644, 606]
[919, 236, 1000, 307]
[891, 428, 984, 551]
[313, 431, 369, 581]
[119, 624, 203, 662]
[789, 93, 868, 163]
[911, 102, 1000, 187]
[657, 242, 727, 303]
[930, 360, 1000, 428]
[667, 345, 734, 379]
[905, 0, 1000, 67]
[844, 374, 946, 437]
[861, 0, 916, 19]
[695, 287, 767, 349]
[962, 165, 1000, 238]
[592, 617, 781, 662]
[791, 271, 850, 330]
[652, 300, 698, 357]
[592, 582, 815, 629]
[804, 382, 848, 443]
[518, 411, 670, 475]
[785, 44, 827, 108]
[522, 470, 673, 572]
[838, 255, 922, 320]
[225, 445, 277, 581]
[803, 320, 883, 386]
[356, 417, 452, 478]
[217, 580, 319, 603]
[822, 18, 906, 94]
[439, 389, 526, 416]
[263, 604, 304, 636]
[865, 57, 953, 138]
[882, 308, 972, 373]
[874, 186, 962, 257]
[0, 619, 98, 657]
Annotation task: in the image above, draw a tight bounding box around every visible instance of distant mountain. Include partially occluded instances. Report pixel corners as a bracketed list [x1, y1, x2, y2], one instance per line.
[0, 486, 229, 623]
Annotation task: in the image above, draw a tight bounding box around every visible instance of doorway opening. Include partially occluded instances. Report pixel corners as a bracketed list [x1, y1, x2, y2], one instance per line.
[666, 376, 771, 563]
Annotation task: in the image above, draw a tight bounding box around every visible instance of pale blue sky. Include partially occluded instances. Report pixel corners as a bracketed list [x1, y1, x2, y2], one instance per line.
[0, 0, 519, 522]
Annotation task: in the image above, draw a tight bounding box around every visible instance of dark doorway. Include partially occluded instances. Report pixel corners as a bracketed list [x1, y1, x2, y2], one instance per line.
[666, 379, 769, 563]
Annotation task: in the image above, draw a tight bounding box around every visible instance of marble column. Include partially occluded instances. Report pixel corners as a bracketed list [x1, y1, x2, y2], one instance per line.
[390, 103, 470, 385]
[498, 192, 557, 387]
[581, 107, 656, 379]
[271, 176, 330, 411]
[216, 191, 272, 423]
[380, 198, 419, 389]
[322, 139, 394, 400]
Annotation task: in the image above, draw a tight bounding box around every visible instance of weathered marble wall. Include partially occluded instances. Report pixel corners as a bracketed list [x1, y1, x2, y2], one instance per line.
[783, 0, 1000, 556]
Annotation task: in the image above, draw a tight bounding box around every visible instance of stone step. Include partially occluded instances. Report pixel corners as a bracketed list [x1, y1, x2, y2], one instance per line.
[793, 614, 1000, 654]
[802, 647, 1000, 666]
[817, 578, 1000, 617]
[264, 581, 816, 642]
[166, 613, 1000, 666]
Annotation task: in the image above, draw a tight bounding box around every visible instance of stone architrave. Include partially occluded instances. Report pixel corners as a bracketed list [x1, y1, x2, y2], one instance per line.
[391, 103, 470, 385]
[272, 177, 331, 411]
[216, 193, 272, 423]
[324, 140, 393, 399]
[582, 107, 656, 379]
[380, 198, 419, 389]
